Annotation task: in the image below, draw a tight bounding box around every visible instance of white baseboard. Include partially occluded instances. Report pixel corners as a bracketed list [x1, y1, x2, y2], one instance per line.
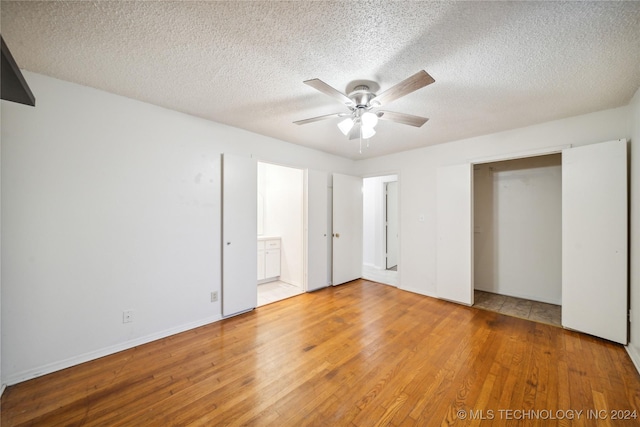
[0, 383, 6, 398]
[362, 265, 398, 287]
[5, 314, 222, 386]
[399, 285, 437, 299]
[362, 262, 379, 269]
[625, 344, 640, 376]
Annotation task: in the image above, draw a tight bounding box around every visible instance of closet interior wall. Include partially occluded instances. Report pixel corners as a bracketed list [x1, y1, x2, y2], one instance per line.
[473, 154, 562, 305]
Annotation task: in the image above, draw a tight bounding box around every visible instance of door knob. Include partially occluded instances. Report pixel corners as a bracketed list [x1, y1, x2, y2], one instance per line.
[227, 242, 231, 245]
[334, 233, 340, 238]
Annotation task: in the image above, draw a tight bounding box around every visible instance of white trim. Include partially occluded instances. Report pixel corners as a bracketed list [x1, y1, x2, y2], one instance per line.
[4, 314, 222, 386]
[361, 170, 401, 180]
[470, 144, 571, 165]
[399, 285, 437, 299]
[626, 345, 640, 376]
[362, 265, 397, 287]
[0, 384, 6, 398]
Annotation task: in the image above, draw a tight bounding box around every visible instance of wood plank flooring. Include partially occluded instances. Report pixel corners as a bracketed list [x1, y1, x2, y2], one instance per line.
[2, 279, 640, 426]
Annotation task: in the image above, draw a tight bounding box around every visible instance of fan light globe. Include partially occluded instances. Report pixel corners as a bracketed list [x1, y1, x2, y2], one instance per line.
[361, 126, 376, 139]
[361, 111, 379, 128]
[337, 118, 354, 135]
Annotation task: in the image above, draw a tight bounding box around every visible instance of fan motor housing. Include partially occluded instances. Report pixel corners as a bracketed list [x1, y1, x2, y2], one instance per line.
[348, 85, 376, 109]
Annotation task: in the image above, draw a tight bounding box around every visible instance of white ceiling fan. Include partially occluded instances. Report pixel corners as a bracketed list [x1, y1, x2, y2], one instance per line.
[294, 70, 435, 152]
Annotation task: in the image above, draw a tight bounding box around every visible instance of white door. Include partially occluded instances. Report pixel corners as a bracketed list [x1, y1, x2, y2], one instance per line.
[562, 139, 627, 344]
[386, 181, 399, 269]
[436, 164, 473, 305]
[305, 169, 329, 291]
[332, 173, 363, 285]
[222, 153, 257, 317]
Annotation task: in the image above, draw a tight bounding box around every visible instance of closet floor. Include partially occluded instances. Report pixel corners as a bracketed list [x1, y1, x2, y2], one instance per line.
[257, 281, 303, 307]
[474, 290, 561, 327]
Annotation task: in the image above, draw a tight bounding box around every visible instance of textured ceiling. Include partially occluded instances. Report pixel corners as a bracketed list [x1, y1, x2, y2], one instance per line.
[2, 1, 640, 160]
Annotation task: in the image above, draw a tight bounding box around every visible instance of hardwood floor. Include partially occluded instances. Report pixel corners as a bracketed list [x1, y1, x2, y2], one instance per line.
[3, 279, 640, 426]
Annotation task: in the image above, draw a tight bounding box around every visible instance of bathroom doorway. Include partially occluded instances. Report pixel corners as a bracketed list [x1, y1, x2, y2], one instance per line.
[257, 162, 305, 306]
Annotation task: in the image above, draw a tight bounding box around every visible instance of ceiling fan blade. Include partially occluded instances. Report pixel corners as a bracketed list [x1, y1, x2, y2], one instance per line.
[377, 110, 429, 127]
[369, 70, 435, 107]
[293, 112, 347, 125]
[303, 79, 354, 107]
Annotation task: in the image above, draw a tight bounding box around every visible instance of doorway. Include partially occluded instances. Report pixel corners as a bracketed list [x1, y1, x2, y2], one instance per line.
[473, 155, 562, 325]
[362, 174, 399, 286]
[257, 162, 305, 306]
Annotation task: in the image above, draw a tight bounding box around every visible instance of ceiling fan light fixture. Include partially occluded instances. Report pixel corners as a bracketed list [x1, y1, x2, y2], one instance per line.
[296, 70, 434, 151]
[361, 111, 379, 128]
[337, 117, 354, 135]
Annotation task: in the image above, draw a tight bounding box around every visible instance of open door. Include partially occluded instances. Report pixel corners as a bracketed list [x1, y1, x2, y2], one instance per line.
[436, 164, 473, 305]
[386, 181, 399, 270]
[562, 139, 627, 344]
[222, 153, 257, 317]
[332, 173, 363, 286]
[305, 169, 329, 291]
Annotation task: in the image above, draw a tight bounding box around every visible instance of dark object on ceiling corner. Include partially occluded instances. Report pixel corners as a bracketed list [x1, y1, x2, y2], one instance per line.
[1, 35, 35, 106]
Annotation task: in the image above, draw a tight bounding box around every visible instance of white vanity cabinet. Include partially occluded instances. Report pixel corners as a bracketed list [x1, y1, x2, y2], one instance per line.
[257, 237, 281, 282]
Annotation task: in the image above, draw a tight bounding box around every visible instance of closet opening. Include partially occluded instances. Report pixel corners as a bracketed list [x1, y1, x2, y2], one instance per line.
[256, 162, 305, 306]
[362, 174, 399, 286]
[473, 154, 561, 326]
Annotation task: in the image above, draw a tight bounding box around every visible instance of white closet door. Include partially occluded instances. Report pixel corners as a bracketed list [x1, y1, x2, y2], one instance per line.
[222, 153, 257, 317]
[562, 139, 627, 344]
[436, 164, 473, 305]
[332, 173, 363, 286]
[305, 169, 329, 291]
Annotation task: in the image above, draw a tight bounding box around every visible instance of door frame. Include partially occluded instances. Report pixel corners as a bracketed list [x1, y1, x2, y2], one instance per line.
[439, 141, 629, 344]
[256, 160, 329, 293]
[257, 161, 305, 291]
[436, 145, 570, 307]
[385, 180, 399, 270]
[361, 173, 401, 287]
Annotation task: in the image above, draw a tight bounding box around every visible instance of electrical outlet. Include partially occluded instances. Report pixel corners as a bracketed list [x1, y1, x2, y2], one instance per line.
[211, 291, 218, 302]
[123, 310, 134, 323]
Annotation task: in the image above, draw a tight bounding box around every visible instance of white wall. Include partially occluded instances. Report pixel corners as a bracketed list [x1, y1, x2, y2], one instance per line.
[259, 162, 304, 287]
[474, 155, 562, 304]
[628, 87, 640, 368]
[0, 72, 354, 385]
[355, 105, 632, 297]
